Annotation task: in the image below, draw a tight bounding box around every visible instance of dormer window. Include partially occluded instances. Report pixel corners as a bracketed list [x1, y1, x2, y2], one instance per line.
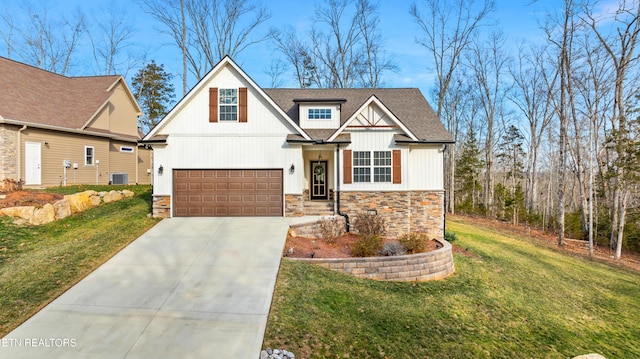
[308, 108, 332, 120]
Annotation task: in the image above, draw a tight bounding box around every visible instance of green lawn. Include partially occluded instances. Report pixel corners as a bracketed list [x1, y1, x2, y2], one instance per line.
[263, 218, 640, 358]
[0, 185, 159, 336]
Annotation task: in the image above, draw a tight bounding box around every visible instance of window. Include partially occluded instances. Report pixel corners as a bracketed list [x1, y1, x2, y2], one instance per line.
[373, 151, 392, 182]
[353, 151, 371, 182]
[120, 146, 134, 153]
[353, 150, 392, 183]
[308, 108, 332, 119]
[85, 146, 94, 166]
[219, 88, 238, 121]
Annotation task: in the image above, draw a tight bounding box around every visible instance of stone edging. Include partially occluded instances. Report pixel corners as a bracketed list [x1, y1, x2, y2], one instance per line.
[288, 238, 455, 282]
[0, 190, 134, 225]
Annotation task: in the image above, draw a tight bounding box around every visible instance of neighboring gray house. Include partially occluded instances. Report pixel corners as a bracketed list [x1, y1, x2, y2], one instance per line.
[143, 56, 454, 239]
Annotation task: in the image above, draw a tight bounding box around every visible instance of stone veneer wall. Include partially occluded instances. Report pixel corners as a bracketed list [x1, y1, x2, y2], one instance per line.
[152, 195, 171, 218]
[0, 124, 18, 180]
[289, 239, 455, 282]
[339, 191, 445, 239]
[285, 194, 305, 217]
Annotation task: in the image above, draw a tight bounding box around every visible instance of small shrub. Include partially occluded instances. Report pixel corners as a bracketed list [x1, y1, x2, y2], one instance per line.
[399, 232, 428, 254]
[1, 178, 23, 193]
[379, 241, 407, 256]
[316, 217, 345, 244]
[351, 235, 382, 257]
[444, 230, 458, 242]
[353, 212, 386, 236]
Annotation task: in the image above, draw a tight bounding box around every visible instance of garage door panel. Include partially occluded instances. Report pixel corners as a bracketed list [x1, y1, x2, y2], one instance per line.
[174, 169, 283, 217]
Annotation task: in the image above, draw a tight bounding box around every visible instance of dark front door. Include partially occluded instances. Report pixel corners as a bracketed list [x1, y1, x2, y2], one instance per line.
[310, 161, 328, 200]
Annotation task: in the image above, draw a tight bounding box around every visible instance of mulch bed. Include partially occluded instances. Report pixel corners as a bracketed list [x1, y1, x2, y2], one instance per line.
[283, 233, 440, 259]
[0, 191, 63, 209]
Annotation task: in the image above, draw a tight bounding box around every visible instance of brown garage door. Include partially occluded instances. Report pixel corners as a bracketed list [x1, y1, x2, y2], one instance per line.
[173, 169, 283, 217]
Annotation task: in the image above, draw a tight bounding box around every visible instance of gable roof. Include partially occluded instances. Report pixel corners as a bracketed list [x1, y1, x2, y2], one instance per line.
[144, 56, 311, 141]
[264, 88, 454, 143]
[0, 56, 140, 139]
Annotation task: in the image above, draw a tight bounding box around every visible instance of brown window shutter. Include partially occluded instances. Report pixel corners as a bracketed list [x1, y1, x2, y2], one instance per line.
[239, 87, 248, 122]
[392, 149, 401, 184]
[209, 87, 218, 122]
[343, 150, 352, 184]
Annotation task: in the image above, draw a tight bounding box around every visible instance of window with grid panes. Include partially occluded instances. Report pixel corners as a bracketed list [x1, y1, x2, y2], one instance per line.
[352, 151, 371, 182]
[219, 88, 238, 121]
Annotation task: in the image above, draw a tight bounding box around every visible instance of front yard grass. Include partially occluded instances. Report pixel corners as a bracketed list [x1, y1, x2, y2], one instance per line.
[0, 185, 159, 337]
[263, 218, 640, 358]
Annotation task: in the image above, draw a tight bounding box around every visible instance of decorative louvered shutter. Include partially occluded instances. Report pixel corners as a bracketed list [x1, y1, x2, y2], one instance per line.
[392, 149, 401, 184]
[343, 150, 352, 184]
[239, 87, 247, 122]
[209, 88, 218, 122]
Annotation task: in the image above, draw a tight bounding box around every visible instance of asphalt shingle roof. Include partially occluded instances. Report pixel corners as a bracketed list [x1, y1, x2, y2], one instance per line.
[0, 56, 120, 131]
[264, 88, 454, 143]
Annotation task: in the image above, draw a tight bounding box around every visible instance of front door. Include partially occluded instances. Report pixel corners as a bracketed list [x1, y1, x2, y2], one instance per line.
[310, 161, 328, 200]
[25, 141, 42, 185]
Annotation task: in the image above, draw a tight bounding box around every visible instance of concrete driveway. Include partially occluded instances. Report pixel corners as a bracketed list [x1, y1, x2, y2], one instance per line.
[0, 217, 289, 359]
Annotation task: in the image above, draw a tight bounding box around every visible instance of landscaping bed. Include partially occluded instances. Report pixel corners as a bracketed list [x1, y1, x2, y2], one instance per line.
[284, 233, 440, 259]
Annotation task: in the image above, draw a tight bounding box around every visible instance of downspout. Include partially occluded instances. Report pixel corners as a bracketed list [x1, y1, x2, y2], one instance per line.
[16, 125, 27, 182]
[335, 144, 350, 232]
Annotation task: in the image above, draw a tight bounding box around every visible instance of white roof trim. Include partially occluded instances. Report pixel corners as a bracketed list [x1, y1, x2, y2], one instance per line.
[327, 95, 418, 142]
[144, 56, 310, 141]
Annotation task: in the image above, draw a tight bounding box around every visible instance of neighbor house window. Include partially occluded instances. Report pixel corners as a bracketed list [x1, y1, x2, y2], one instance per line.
[85, 146, 94, 166]
[219, 88, 238, 121]
[308, 108, 332, 119]
[353, 151, 371, 183]
[353, 150, 392, 183]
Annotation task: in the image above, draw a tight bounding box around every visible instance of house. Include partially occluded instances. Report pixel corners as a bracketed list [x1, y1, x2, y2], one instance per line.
[0, 57, 152, 187]
[142, 57, 454, 239]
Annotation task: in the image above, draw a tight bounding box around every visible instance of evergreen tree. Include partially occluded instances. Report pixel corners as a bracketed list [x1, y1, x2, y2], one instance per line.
[455, 127, 484, 214]
[131, 61, 175, 133]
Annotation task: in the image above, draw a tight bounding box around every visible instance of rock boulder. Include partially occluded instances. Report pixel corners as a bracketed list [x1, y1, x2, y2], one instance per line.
[30, 204, 56, 225]
[1, 206, 35, 220]
[53, 199, 71, 220]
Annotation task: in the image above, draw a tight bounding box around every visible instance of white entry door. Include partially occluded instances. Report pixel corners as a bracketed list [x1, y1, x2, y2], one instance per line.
[25, 141, 42, 185]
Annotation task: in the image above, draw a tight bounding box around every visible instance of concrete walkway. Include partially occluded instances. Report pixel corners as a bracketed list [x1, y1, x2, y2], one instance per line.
[0, 217, 289, 359]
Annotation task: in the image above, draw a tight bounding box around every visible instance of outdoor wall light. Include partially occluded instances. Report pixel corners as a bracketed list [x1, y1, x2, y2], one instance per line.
[289, 163, 295, 174]
[158, 165, 164, 175]
[367, 209, 378, 216]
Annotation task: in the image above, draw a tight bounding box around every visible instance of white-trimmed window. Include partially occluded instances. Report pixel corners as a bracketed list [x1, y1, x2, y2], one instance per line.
[308, 108, 332, 120]
[85, 146, 94, 166]
[353, 150, 392, 183]
[353, 151, 371, 182]
[219, 88, 238, 121]
[373, 151, 392, 182]
[120, 146, 134, 153]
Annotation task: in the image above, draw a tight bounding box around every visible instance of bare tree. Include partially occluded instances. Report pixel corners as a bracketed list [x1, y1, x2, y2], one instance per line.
[140, 0, 269, 91]
[583, 0, 640, 259]
[269, 27, 316, 88]
[467, 32, 510, 217]
[18, 5, 85, 75]
[411, 0, 494, 214]
[0, 1, 16, 58]
[87, 1, 138, 75]
[355, 0, 397, 87]
[309, 0, 366, 88]
[271, 0, 394, 89]
[509, 44, 556, 217]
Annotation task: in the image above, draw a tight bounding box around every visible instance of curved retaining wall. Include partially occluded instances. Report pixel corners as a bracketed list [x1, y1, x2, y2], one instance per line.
[289, 239, 455, 282]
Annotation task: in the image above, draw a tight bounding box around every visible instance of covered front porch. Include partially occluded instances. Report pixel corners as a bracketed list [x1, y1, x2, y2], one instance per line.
[285, 145, 337, 217]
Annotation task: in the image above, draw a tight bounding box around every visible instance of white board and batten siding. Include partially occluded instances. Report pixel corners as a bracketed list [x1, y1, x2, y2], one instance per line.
[340, 130, 444, 192]
[152, 64, 304, 196]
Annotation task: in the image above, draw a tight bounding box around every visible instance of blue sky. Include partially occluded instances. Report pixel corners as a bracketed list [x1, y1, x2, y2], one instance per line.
[2, 0, 561, 101]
